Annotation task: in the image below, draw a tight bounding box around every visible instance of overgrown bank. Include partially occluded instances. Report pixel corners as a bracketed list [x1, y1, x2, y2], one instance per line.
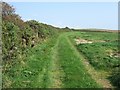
[2, 2, 69, 88]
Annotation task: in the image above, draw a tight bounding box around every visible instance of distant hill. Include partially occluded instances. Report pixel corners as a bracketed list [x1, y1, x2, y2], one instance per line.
[74, 29, 119, 33]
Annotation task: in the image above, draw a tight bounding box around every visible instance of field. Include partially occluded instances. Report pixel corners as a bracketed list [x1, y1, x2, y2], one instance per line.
[3, 30, 119, 88]
[2, 2, 120, 89]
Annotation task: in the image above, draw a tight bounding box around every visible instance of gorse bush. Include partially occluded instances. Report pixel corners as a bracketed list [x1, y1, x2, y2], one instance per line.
[2, 2, 65, 80]
[2, 2, 60, 62]
[2, 22, 20, 61]
[26, 20, 59, 39]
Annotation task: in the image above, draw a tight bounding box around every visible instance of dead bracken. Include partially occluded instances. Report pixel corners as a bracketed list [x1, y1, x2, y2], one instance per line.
[74, 38, 108, 45]
[74, 38, 93, 45]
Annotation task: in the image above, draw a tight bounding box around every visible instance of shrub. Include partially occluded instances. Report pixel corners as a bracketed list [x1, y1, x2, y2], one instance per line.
[109, 67, 120, 88]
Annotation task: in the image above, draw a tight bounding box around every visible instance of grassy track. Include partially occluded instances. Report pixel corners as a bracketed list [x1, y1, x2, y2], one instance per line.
[4, 31, 118, 88]
[56, 33, 100, 88]
[47, 36, 63, 88]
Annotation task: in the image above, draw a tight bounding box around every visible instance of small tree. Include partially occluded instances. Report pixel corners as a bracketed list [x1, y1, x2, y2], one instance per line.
[2, 2, 15, 17]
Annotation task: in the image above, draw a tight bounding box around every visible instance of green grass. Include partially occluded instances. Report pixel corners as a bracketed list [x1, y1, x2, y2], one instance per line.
[3, 31, 119, 88]
[68, 31, 119, 88]
[76, 41, 119, 70]
[57, 33, 100, 88]
[68, 31, 119, 71]
[3, 35, 59, 88]
[69, 31, 118, 41]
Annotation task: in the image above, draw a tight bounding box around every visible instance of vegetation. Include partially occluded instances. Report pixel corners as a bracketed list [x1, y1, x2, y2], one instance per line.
[57, 34, 100, 88]
[2, 2, 119, 88]
[77, 41, 119, 70]
[3, 36, 58, 88]
[109, 68, 120, 88]
[69, 31, 119, 88]
[2, 2, 61, 88]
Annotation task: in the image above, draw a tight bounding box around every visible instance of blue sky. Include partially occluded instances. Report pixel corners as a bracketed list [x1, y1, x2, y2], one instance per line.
[9, 2, 118, 30]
